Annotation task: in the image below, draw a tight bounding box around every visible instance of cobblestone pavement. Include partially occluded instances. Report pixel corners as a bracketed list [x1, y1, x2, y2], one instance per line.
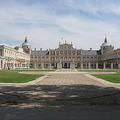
[36, 73, 106, 86]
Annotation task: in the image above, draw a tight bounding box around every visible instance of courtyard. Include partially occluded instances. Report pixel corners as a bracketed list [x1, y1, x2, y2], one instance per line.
[0, 69, 120, 119]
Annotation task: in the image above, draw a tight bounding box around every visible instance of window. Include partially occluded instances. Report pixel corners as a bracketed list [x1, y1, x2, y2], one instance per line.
[22, 64, 25, 67]
[77, 57, 80, 61]
[69, 51, 71, 55]
[15, 63, 17, 67]
[77, 51, 81, 55]
[38, 64, 41, 67]
[56, 52, 59, 55]
[73, 51, 75, 55]
[60, 51, 63, 55]
[51, 57, 55, 61]
[64, 51, 67, 55]
[51, 51, 55, 55]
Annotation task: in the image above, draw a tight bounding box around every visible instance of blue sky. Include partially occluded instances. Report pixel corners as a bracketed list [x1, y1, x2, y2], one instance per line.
[0, 0, 120, 49]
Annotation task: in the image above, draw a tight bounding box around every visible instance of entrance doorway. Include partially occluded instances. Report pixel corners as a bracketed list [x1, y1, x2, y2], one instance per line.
[64, 63, 67, 68]
[62, 63, 70, 69]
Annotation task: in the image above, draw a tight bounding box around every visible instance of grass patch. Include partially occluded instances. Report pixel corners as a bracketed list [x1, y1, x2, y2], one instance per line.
[79, 69, 120, 83]
[0, 70, 44, 83]
[79, 70, 120, 73]
[92, 74, 120, 83]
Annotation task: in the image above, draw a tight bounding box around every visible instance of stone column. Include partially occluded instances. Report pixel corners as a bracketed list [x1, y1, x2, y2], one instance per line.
[118, 63, 120, 69]
[49, 63, 52, 69]
[34, 63, 36, 69]
[26, 63, 29, 69]
[36, 63, 38, 69]
[5, 60, 7, 69]
[96, 62, 98, 69]
[88, 62, 91, 69]
[41, 63, 44, 69]
[67, 63, 68, 68]
[2, 60, 4, 69]
[13, 61, 15, 69]
[20, 63, 22, 69]
[70, 62, 75, 69]
[103, 62, 106, 69]
[111, 63, 113, 69]
[80, 62, 83, 69]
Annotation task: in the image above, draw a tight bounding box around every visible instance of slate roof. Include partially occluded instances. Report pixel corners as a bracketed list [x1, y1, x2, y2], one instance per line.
[31, 49, 101, 56]
[81, 50, 101, 55]
[31, 50, 49, 56]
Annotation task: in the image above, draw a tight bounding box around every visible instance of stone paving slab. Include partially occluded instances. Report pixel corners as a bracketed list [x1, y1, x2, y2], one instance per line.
[36, 73, 106, 86]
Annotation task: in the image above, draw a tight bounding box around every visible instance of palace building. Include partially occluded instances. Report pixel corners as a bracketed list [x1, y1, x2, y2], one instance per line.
[0, 37, 120, 69]
[0, 37, 31, 70]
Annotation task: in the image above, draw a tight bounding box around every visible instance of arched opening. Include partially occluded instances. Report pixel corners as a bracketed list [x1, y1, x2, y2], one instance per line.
[64, 63, 67, 68]
[1, 60, 3, 69]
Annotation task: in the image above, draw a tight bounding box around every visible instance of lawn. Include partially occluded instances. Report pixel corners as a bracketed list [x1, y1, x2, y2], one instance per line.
[79, 70, 120, 73]
[92, 74, 120, 83]
[79, 69, 120, 83]
[0, 70, 44, 83]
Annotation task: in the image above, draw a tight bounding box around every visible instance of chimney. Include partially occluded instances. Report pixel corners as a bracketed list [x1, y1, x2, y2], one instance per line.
[34, 48, 36, 51]
[40, 48, 42, 51]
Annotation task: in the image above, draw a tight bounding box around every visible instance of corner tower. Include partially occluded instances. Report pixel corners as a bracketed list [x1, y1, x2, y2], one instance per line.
[22, 37, 31, 54]
[100, 37, 114, 54]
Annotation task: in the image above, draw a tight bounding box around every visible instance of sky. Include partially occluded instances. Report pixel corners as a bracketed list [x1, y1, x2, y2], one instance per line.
[0, 0, 120, 50]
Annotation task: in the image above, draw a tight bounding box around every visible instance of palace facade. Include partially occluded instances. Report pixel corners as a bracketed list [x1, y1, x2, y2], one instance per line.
[0, 37, 120, 69]
[0, 37, 31, 69]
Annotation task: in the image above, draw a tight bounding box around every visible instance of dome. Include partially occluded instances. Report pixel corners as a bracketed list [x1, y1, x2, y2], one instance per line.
[101, 42, 111, 46]
[22, 37, 30, 47]
[101, 37, 111, 47]
[22, 42, 30, 46]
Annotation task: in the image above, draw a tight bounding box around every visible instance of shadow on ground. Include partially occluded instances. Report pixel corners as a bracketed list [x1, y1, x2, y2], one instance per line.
[0, 84, 120, 120]
[0, 84, 120, 107]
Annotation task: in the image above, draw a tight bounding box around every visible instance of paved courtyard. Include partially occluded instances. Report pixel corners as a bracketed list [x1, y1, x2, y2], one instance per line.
[36, 72, 106, 86]
[0, 69, 120, 120]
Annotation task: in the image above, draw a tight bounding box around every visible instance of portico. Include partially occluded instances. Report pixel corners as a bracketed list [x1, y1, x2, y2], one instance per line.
[57, 62, 75, 69]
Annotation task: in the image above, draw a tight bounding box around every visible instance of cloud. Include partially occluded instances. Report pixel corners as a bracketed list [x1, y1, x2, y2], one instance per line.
[0, 0, 120, 50]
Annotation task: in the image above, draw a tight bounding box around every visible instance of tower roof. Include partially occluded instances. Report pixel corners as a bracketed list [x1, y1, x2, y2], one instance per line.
[25, 37, 28, 43]
[104, 37, 107, 43]
[101, 37, 111, 46]
[22, 37, 30, 46]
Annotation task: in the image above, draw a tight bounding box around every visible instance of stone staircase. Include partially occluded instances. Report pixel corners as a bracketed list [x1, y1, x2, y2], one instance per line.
[56, 69, 78, 72]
